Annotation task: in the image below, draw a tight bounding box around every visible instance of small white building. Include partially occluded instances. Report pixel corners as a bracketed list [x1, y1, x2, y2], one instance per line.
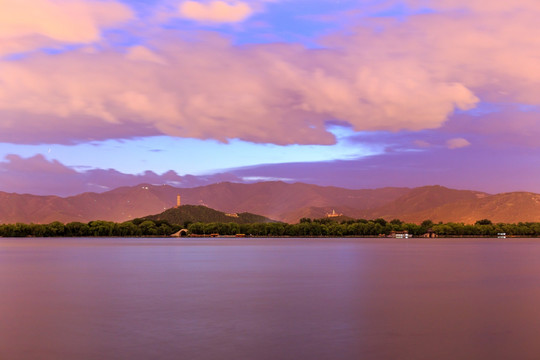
[390, 231, 410, 239]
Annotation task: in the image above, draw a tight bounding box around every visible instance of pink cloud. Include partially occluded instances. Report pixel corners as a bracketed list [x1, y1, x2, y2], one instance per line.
[0, 0, 133, 55]
[446, 137, 470, 149]
[1, 0, 540, 146]
[0, 34, 478, 145]
[414, 140, 431, 148]
[126, 46, 167, 65]
[332, 3, 540, 106]
[179, 1, 253, 23]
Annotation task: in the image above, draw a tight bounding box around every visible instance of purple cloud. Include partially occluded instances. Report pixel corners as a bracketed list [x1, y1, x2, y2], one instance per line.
[229, 145, 540, 194]
[0, 154, 241, 196]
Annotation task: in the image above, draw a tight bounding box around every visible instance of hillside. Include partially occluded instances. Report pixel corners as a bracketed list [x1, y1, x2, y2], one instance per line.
[362, 185, 489, 220]
[0, 182, 411, 224]
[144, 205, 275, 225]
[177, 181, 410, 222]
[0, 182, 539, 224]
[0, 185, 177, 224]
[404, 192, 540, 224]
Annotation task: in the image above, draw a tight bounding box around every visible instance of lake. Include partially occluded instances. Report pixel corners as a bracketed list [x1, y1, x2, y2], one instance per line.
[1, 237, 540, 360]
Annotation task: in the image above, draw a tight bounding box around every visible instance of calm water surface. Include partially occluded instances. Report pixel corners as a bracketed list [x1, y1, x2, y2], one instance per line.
[2, 237, 540, 360]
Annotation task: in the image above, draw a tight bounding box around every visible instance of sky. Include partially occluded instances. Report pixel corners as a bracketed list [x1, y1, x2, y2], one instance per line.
[1, 0, 539, 196]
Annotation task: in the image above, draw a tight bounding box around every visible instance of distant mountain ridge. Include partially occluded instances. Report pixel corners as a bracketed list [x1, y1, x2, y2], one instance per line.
[1, 182, 539, 224]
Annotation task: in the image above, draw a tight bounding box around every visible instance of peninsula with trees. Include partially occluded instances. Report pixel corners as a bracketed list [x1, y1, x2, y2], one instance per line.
[1, 181, 540, 237]
[1, 204, 539, 238]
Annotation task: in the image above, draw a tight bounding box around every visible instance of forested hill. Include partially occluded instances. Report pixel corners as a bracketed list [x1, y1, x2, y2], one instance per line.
[144, 205, 276, 225]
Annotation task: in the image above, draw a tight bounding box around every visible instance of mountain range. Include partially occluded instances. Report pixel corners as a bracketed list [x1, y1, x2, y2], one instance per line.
[1, 182, 539, 224]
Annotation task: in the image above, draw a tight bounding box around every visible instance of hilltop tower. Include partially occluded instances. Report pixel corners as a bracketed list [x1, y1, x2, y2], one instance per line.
[326, 209, 342, 218]
[176, 195, 181, 208]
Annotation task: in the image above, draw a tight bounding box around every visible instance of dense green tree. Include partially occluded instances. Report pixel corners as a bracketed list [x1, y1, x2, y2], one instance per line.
[65, 222, 89, 236]
[138, 220, 158, 236]
[43, 222, 65, 237]
[117, 222, 140, 236]
[421, 219, 434, 228]
[2, 217, 540, 238]
[475, 219, 493, 225]
[88, 221, 115, 236]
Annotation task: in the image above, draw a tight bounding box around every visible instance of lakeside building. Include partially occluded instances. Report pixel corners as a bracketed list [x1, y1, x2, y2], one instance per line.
[326, 209, 342, 218]
[390, 231, 410, 238]
[422, 229, 438, 238]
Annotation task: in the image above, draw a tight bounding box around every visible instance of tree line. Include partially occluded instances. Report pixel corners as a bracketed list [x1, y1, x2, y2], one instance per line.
[0, 219, 182, 237]
[1, 218, 540, 237]
[187, 218, 540, 237]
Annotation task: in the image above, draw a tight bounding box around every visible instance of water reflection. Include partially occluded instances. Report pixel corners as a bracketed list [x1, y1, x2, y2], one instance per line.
[1, 238, 540, 359]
